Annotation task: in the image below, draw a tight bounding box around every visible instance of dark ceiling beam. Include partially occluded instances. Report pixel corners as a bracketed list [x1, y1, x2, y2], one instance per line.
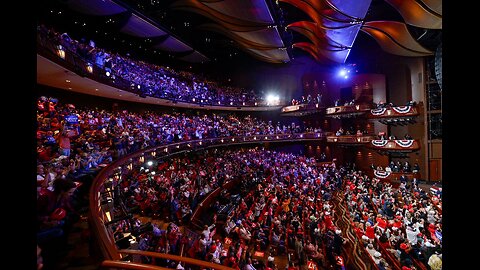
[171, 0, 271, 27]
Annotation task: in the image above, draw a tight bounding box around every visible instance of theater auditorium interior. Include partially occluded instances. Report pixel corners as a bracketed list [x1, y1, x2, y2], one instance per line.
[36, 0, 444, 270]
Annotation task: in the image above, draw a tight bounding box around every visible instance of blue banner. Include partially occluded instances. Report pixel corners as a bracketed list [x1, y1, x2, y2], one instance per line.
[65, 114, 79, 124]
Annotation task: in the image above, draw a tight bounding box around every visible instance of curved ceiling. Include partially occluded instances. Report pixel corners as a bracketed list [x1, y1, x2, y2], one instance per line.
[280, 0, 371, 63]
[120, 14, 168, 37]
[201, 0, 274, 24]
[384, 0, 442, 29]
[171, 0, 289, 63]
[55, 0, 208, 63]
[419, 0, 442, 16]
[361, 21, 433, 57]
[153, 36, 193, 52]
[40, 0, 441, 67]
[65, 0, 127, 16]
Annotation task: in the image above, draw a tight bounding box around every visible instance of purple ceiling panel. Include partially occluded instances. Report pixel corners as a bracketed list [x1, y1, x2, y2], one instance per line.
[153, 36, 193, 52]
[66, 0, 127, 16]
[234, 27, 285, 47]
[325, 24, 362, 49]
[203, 0, 274, 24]
[120, 14, 167, 37]
[178, 51, 210, 63]
[245, 48, 290, 62]
[327, 0, 372, 19]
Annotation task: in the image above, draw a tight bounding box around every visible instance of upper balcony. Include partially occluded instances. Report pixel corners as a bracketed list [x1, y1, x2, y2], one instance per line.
[280, 103, 325, 116]
[367, 104, 419, 125]
[325, 104, 371, 119]
[36, 31, 283, 112]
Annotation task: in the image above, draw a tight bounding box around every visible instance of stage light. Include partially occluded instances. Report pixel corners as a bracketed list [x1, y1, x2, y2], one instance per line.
[147, 161, 153, 166]
[338, 67, 351, 79]
[266, 94, 280, 106]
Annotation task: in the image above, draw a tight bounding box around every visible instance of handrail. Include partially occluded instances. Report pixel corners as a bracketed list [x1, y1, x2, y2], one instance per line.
[89, 132, 327, 261]
[368, 105, 419, 119]
[333, 188, 379, 270]
[190, 178, 241, 225]
[101, 260, 173, 270]
[326, 135, 374, 143]
[119, 250, 235, 270]
[368, 139, 420, 151]
[326, 104, 372, 115]
[281, 103, 324, 113]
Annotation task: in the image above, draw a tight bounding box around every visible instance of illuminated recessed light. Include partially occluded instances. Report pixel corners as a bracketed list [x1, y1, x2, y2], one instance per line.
[95, 88, 98, 91]
[65, 80, 70, 83]
[68, 87, 72, 90]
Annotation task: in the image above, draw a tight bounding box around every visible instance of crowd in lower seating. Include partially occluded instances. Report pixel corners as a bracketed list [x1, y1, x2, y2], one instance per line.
[36, 96, 441, 270]
[124, 148, 346, 270]
[38, 25, 267, 106]
[116, 148, 441, 270]
[343, 170, 442, 270]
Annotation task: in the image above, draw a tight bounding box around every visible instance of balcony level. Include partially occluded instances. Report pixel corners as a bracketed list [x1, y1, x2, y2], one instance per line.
[367, 105, 419, 125]
[367, 139, 420, 153]
[280, 103, 325, 116]
[369, 170, 421, 185]
[325, 104, 371, 119]
[326, 135, 374, 145]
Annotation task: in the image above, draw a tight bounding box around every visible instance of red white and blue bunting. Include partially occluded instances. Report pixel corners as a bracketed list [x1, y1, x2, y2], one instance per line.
[371, 108, 387, 115]
[371, 140, 389, 147]
[392, 106, 411, 114]
[374, 170, 391, 178]
[395, 140, 414, 148]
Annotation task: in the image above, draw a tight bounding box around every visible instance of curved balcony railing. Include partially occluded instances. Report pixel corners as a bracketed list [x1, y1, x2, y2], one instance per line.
[325, 104, 371, 118]
[280, 103, 325, 116]
[37, 32, 283, 110]
[368, 139, 420, 152]
[89, 132, 326, 263]
[368, 105, 419, 125]
[369, 170, 421, 184]
[326, 135, 375, 144]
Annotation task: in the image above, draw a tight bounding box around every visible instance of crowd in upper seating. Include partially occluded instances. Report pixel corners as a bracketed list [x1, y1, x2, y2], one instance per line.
[291, 94, 323, 106]
[36, 96, 306, 188]
[37, 25, 269, 106]
[374, 101, 417, 109]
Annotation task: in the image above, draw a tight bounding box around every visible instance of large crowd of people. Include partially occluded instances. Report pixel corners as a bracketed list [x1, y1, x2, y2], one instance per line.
[36, 96, 441, 270]
[37, 25, 269, 106]
[109, 147, 442, 270]
[36, 96, 309, 258]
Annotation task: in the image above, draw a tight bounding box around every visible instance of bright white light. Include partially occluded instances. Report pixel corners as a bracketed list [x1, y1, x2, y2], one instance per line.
[339, 69, 347, 76]
[344, 75, 349, 79]
[147, 161, 153, 166]
[266, 94, 280, 106]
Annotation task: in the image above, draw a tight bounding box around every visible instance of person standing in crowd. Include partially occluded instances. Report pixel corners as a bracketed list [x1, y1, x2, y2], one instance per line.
[56, 125, 78, 157]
